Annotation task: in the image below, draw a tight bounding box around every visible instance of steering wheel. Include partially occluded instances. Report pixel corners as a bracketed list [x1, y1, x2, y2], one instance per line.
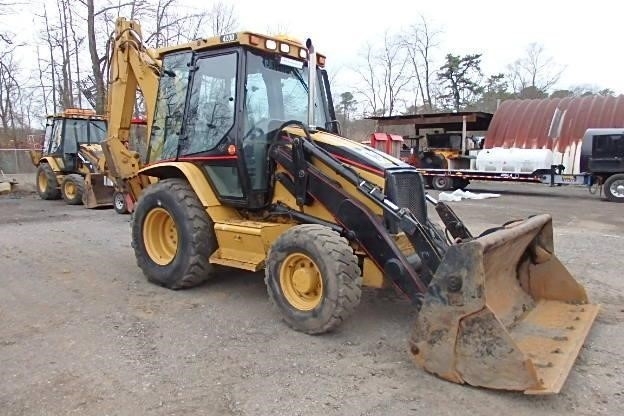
[242, 126, 265, 143]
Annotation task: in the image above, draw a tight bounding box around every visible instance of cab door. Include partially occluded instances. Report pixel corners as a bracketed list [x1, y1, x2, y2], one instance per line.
[180, 50, 245, 204]
[61, 119, 79, 172]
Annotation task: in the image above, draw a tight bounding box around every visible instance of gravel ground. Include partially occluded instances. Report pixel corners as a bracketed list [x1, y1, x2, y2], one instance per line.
[1, 180, 623, 416]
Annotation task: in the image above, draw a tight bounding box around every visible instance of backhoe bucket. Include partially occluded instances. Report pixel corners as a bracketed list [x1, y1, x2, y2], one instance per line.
[83, 173, 114, 208]
[29, 149, 42, 166]
[410, 214, 598, 394]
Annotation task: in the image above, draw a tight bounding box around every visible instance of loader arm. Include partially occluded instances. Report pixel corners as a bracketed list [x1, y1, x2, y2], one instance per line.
[78, 145, 107, 173]
[268, 122, 598, 394]
[269, 122, 451, 306]
[101, 18, 161, 202]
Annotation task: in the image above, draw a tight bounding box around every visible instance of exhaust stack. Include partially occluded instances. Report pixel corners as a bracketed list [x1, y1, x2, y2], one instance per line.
[306, 38, 316, 130]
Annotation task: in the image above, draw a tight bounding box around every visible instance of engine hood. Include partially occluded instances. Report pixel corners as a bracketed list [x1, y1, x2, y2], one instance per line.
[308, 130, 411, 177]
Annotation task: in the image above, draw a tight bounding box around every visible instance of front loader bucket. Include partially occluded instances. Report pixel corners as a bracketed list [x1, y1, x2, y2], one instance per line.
[83, 173, 114, 208]
[410, 214, 598, 394]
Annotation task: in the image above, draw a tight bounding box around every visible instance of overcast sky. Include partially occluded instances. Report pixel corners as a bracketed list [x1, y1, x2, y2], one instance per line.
[3, 0, 623, 96]
[230, 0, 624, 94]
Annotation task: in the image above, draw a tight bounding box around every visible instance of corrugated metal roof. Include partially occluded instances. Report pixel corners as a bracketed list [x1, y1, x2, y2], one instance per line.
[485, 96, 624, 151]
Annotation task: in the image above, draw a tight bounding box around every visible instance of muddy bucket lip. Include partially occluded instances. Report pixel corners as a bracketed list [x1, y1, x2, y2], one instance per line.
[412, 300, 600, 395]
[517, 301, 600, 395]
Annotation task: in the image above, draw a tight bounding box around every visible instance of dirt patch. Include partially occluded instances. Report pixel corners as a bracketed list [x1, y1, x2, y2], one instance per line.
[1, 182, 623, 416]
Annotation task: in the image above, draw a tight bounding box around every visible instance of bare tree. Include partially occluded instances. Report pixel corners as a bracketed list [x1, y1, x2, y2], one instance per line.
[35, 45, 50, 115]
[40, 5, 57, 113]
[401, 15, 441, 112]
[83, 0, 141, 113]
[355, 32, 413, 116]
[143, 0, 236, 47]
[87, 0, 110, 113]
[67, 3, 83, 107]
[378, 31, 412, 116]
[354, 42, 381, 116]
[208, 1, 237, 36]
[508, 43, 565, 95]
[0, 0, 23, 45]
[145, 0, 176, 47]
[0, 1, 25, 138]
[54, 0, 75, 108]
[0, 46, 21, 135]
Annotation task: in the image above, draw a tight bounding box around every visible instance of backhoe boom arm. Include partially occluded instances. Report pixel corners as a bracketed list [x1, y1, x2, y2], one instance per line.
[101, 18, 161, 202]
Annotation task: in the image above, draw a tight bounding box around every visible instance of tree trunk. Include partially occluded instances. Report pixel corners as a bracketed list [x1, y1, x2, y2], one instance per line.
[87, 0, 106, 114]
[43, 6, 57, 114]
[68, 2, 82, 108]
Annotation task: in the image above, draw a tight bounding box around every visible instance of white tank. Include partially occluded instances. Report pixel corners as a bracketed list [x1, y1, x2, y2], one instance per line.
[476, 148, 554, 173]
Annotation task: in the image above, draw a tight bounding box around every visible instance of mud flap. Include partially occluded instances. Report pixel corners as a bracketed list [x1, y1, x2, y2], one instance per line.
[83, 173, 114, 208]
[409, 214, 598, 394]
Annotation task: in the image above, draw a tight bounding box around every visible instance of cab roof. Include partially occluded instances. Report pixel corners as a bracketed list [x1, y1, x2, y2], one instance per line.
[47, 108, 106, 121]
[154, 31, 327, 68]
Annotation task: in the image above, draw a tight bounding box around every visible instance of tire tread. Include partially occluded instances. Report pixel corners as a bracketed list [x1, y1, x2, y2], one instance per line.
[133, 178, 216, 289]
[265, 224, 362, 334]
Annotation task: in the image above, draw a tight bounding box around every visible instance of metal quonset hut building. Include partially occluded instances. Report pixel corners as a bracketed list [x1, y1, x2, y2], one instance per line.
[484, 95, 624, 174]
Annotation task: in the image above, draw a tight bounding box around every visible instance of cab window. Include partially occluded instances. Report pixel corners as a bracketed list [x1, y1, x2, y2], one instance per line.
[181, 52, 237, 156]
[149, 51, 192, 162]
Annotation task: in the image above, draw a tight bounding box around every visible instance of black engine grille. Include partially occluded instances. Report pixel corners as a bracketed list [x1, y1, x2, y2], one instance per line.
[384, 170, 427, 233]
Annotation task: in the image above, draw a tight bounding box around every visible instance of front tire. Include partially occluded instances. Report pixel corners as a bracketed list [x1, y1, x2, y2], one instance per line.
[265, 224, 362, 335]
[36, 164, 61, 200]
[61, 174, 85, 205]
[604, 174, 624, 202]
[131, 178, 218, 289]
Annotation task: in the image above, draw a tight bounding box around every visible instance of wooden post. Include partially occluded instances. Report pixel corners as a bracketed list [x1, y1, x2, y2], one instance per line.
[462, 115, 467, 154]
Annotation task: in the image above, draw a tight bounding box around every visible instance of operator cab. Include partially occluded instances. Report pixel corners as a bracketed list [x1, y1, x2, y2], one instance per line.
[41, 110, 107, 172]
[146, 33, 337, 209]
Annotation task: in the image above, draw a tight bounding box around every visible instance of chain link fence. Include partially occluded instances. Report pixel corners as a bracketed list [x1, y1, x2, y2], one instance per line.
[0, 149, 37, 175]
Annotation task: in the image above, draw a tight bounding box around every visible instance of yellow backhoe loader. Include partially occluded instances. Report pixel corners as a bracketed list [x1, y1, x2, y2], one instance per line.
[102, 17, 598, 394]
[30, 109, 115, 207]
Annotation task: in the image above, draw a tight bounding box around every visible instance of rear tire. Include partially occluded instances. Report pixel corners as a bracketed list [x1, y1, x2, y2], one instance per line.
[113, 191, 129, 214]
[131, 178, 218, 289]
[265, 224, 362, 335]
[604, 174, 624, 202]
[36, 164, 61, 200]
[61, 174, 85, 205]
[431, 176, 452, 191]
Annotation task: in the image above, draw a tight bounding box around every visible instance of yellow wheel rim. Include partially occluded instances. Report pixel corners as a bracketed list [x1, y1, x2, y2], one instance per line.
[279, 253, 323, 311]
[143, 207, 179, 266]
[64, 181, 76, 199]
[38, 171, 47, 192]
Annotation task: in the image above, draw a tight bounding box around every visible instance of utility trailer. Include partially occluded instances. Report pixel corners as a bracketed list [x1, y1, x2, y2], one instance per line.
[416, 166, 594, 189]
[367, 128, 624, 202]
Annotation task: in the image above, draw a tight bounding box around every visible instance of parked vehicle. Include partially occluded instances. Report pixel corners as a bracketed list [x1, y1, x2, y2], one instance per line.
[368, 128, 624, 202]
